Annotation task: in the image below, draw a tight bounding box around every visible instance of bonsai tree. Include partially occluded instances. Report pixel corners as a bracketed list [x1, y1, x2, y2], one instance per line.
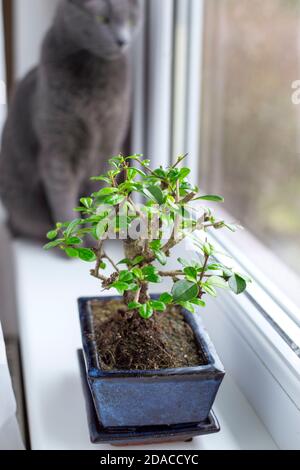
[44, 154, 251, 319]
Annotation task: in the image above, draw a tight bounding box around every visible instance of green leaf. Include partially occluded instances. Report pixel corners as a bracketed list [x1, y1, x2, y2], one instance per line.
[206, 263, 223, 271]
[126, 154, 144, 161]
[119, 271, 134, 283]
[172, 280, 199, 302]
[168, 168, 180, 182]
[65, 247, 79, 258]
[195, 195, 224, 202]
[229, 274, 247, 295]
[178, 258, 191, 267]
[143, 185, 165, 205]
[139, 303, 154, 319]
[179, 301, 195, 314]
[159, 293, 173, 304]
[142, 266, 161, 283]
[185, 276, 198, 283]
[103, 194, 125, 206]
[179, 167, 191, 180]
[149, 240, 162, 251]
[77, 248, 96, 262]
[47, 230, 58, 240]
[154, 250, 167, 266]
[80, 197, 93, 209]
[112, 215, 129, 233]
[90, 176, 111, 183]
[96, 220, 108, 239]
[109, 155, 124, 167]
[149, 300, 166, 312]
[183, 267, 198, 281]
[127, 168, 138, 180]
[132, 256, 144, 266]
[142, 265, 156, 276]
[66, 237, 82, 246]
[112, 281, 131, 294]
[118, 258, 132, 266]
[235, 272, 252, 283]
[73, 207, 89, 213]
[126, 283, 139, 292]
[95, 187, 119, 197]
[191, 298, 206, 307]
[146, 273, 162, 283]
[128, 302, 142, 310]
[203, 242, 214, 257]
[43, 239, 63, 250]
[166, 196, 180, 211]
[153, 168, 166, 179]
[131, 268, 144, 280]
[202, 284, 217, 297]
[134, 168, 147, 177]
[65, 219, 81, 238]
[206, 276, 229, 290]
[97, 211, 111, 222]
[223, 268, 234, 279]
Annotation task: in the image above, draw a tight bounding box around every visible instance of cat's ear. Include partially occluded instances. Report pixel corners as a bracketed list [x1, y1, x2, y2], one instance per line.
[68, 0, 102, 14]
[129, 0, 142, 7]
[129, 0, 142, 17]
[129, 0, 140, 6]
[81, 0, 101, 14]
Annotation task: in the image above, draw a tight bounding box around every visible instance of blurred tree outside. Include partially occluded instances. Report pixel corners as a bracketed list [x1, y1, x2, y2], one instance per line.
[201, 0, 300, 275]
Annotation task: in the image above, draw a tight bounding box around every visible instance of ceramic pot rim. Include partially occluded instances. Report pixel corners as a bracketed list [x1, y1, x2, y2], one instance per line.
[78, 295, 225, 380]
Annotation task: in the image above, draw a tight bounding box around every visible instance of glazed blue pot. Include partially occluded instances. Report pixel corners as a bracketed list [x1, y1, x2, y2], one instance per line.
[78, 296, 225, 429]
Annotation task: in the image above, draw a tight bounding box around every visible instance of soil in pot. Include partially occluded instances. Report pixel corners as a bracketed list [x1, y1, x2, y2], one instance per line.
[90, 300, 208, 371]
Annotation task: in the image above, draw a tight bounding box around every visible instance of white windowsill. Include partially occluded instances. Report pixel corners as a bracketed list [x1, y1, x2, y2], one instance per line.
[13, 240, 277, 450]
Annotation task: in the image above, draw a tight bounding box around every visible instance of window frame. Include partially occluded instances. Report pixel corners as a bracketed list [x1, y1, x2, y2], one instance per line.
[132, 0, 300, 449]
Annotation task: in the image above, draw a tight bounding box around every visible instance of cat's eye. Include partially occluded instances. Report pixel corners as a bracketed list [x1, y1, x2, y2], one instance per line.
[96, 15, 110, 25]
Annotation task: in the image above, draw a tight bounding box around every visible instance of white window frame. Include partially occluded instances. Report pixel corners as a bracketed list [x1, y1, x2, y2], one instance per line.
[186, 1, 300, 450]
[132, 0, 300, 450]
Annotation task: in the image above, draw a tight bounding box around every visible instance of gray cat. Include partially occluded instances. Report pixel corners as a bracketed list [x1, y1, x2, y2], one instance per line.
[0, 0, 141, 240]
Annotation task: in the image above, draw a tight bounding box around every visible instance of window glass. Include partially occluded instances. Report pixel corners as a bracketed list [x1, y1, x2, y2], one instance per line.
[201, 0, 300, 276]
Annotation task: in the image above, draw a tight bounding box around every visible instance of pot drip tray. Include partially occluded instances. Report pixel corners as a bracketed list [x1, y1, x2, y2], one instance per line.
[78, 350, 220, 445]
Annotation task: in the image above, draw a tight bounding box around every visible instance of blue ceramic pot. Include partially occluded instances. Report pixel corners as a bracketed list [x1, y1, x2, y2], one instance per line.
[78, 296, 225, 429]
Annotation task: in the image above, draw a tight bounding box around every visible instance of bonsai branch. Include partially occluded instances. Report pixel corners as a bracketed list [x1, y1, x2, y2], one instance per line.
[90, 270, 109, 283]
[93, 240, 105, 278]
[102, 251, 119, 273]
[158, 270, 215, 279]
[199, 254, 210, 283]
[91, 239, 119, 283]
[172, 153, 189, 169]
[134, 286, 142, 303]
[161, 212, 205, 256]
[181, 192, 197, 205]
[158, 271, 185, 277]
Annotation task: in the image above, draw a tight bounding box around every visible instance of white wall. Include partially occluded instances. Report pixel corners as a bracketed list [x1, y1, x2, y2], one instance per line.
[14, 0, 59, 79]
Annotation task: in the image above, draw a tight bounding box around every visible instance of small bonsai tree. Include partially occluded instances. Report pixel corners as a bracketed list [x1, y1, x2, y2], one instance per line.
[44, 154, 251, 319]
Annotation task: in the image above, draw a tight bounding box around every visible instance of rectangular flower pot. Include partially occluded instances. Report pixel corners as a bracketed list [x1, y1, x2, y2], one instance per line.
[78, 296, 225, 429]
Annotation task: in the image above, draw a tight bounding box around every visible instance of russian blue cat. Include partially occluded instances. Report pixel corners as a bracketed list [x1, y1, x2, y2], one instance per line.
[0, 0, 141, 239]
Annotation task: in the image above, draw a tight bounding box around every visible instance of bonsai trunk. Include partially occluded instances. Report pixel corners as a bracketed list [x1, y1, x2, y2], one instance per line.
[124, 282, 150, 305]
[123, 238, 145, 260]
[123, 238, 150, 305]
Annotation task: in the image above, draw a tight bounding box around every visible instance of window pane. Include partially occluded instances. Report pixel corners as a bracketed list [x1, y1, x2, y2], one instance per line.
[201, 0, 300, 276]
